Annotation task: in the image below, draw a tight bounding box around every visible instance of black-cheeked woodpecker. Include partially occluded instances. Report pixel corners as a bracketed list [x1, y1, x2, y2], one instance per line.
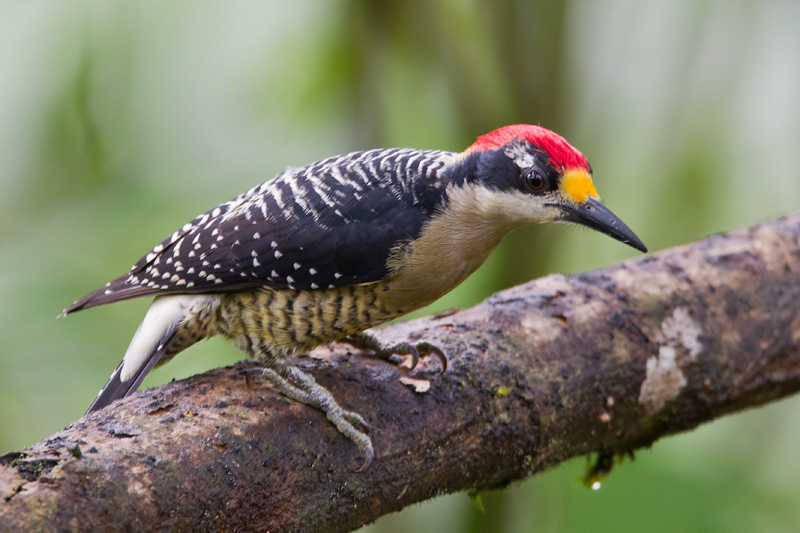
[63, 124, 647, 468]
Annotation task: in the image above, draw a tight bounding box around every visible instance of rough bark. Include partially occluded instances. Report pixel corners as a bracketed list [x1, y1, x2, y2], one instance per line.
[2, 212, 800, 532]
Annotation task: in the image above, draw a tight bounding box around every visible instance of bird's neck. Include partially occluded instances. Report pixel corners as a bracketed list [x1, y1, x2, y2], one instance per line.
[381, 182, 519, 313]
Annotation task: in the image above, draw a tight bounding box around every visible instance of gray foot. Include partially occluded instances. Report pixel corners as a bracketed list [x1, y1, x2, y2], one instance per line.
[345, 332, 447, 374]
[261, 366, 374, 470]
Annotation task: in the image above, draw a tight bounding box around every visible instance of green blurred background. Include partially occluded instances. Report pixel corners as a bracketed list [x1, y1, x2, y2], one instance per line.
[1, 1, 799, 531]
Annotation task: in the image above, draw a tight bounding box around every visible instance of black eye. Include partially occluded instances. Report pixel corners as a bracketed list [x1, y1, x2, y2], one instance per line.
[526, 170, 546, 192]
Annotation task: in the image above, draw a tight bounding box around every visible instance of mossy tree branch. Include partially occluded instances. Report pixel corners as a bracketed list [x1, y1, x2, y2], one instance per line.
[3, 212, 800, 532]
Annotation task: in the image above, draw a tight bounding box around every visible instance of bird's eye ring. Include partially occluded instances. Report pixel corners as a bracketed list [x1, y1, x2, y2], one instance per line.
[526, 170, 546, 192]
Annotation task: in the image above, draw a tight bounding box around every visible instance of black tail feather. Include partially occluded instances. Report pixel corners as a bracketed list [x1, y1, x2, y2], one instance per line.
[61, 275, 157, 317]
[82, 294, 215, 414]
[86, 335, 172, 414]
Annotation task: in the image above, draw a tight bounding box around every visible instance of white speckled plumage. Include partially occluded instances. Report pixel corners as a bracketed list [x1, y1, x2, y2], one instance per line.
[65, 125, 646, 468]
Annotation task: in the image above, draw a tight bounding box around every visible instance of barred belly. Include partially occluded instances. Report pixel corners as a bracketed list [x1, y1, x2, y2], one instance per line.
[214, 282, 405, 362]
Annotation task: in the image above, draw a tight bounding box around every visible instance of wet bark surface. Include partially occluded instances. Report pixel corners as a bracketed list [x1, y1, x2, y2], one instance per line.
[2, 212, 800, 532]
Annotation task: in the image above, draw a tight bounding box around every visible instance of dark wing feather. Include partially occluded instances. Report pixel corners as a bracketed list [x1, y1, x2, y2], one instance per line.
[63, 148, 454, 314]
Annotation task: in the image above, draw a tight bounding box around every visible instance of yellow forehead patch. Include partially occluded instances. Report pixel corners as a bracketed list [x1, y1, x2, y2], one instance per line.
[560, 168, 598, 203]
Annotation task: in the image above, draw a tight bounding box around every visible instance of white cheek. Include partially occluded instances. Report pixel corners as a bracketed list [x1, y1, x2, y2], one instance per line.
[470, 187, 559, 225]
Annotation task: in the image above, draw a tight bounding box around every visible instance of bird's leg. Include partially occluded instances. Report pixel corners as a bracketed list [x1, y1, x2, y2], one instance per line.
[344, 332, 447, 374]
[260, 365, 374, 470]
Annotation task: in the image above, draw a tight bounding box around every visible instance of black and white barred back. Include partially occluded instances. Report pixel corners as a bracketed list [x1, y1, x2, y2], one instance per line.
[63, 148, 456, 316]
[65, 124, 646, 468]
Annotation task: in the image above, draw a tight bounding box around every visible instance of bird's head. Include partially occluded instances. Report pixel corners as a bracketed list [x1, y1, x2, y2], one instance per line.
[466, 124, 647, 253]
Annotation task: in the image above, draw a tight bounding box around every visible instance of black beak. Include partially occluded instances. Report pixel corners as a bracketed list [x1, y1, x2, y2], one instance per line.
[559, 197, 647, 253]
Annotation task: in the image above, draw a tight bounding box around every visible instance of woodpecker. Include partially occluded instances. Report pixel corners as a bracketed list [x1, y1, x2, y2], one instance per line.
[63, 124, 646, 468]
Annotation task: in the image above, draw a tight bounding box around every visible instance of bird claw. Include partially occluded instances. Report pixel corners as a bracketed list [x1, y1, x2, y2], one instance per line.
[345, 333, 447, 374]
[260, 366, 375, 470]
[355, 442, 375, 472]
[251, 333, 445, 471]
[410, 341, 447, 373]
